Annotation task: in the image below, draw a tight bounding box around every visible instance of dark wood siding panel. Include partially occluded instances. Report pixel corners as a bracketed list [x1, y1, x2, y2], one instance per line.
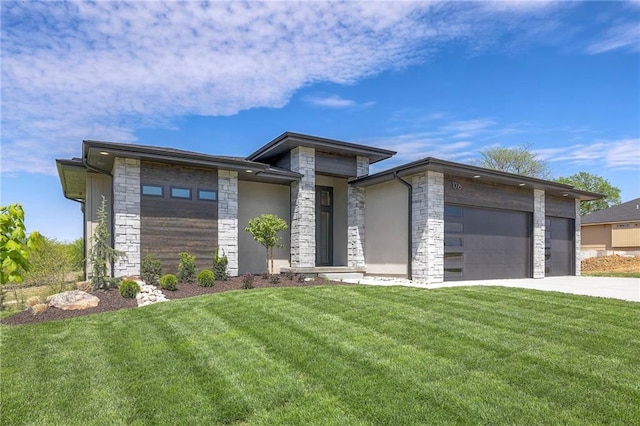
[140, 161, 218, 274]
[274, 153, 291, 170]
[315, 151, 357, 177]
[545, 194, 576, 218]
[444, 175, 534, 212]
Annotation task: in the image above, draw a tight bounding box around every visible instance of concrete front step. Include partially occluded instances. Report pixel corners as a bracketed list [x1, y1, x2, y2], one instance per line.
[319, 272, 365, 281]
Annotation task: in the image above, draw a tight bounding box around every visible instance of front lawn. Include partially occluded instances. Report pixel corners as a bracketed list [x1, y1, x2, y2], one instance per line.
[2, 286, 638, 425]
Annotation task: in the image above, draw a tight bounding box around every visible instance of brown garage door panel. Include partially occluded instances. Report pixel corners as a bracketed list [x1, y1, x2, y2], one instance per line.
[445, 206, 532, 281]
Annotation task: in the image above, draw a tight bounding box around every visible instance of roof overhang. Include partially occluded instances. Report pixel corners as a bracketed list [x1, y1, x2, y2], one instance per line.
[83, 140, 301, 184]
[246, 132, 396, 165]
[350, 157, 604, 201]
[56, 158, 87, 202]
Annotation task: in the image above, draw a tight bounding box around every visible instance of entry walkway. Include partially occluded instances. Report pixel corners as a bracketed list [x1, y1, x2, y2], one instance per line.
[345, 276, 640, 302]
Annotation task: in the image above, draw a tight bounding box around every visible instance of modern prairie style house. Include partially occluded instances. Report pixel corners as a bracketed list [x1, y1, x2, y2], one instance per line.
[57, 132, 601, 282]
[581, 198, 640, 258]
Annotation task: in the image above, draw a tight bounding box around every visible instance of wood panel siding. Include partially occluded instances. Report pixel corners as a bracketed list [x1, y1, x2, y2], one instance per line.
[140, 161, 218, 274]
[274, 153, 291, 170]
[315, 151, 357, 177]
[612, 223, 640, 248]
[444, 175, 533, 212]
[545, 194, 576, 218]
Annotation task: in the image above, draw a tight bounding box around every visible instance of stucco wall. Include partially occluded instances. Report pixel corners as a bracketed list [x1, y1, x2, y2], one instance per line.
[316, 175, 348, 266]
[238, 181, 291, 274]
[365, 180, 408, 275]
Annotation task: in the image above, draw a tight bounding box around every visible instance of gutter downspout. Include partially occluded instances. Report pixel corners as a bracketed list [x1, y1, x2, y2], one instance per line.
[83, 157, 115, 277]
[393, 172, 412, 281]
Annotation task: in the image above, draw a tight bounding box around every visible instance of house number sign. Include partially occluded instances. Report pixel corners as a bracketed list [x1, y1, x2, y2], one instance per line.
[452, 181, 463, 190]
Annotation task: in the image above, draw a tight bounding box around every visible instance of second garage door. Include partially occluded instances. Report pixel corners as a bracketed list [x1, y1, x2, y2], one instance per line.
[444, 205, 532, 281]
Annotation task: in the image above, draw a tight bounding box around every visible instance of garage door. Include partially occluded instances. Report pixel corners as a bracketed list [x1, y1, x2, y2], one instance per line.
[545, 217, 574, 276]
[444, 205, 532, 281]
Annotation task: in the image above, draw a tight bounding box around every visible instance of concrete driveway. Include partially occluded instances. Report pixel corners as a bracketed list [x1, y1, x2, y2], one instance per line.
[349, 276, 640, 302]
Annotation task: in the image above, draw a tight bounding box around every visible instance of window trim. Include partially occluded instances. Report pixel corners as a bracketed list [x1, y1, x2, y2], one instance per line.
[197, 189, 218, 202]
[141, 184, 164, 197]
[170, 186, 192, 199]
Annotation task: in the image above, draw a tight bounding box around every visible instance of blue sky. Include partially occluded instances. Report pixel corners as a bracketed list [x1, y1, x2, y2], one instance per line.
[1, 1, 639, 242]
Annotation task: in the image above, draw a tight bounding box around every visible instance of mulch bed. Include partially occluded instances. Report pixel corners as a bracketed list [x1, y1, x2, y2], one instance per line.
[1, 276, 351, 326]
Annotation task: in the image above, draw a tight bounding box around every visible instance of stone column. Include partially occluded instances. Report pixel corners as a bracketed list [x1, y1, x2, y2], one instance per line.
[218, 170, 239, 276]
[533, 189, 546, 279]
[290, 146, 316, 267]
[112, 157, 141, 277]
[575, 199, 581, 276]
[347, 156, 369, 268]
[412, 171, 444, 283]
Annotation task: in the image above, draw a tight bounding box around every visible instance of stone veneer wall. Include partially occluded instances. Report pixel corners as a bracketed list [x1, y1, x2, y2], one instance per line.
[112, 157, 141, 277]
[412, 171, 444, 283]
[218, 170, 239, 276]
[574, 199, 581, 276]
[290, 146, 316, 267]
[347, 156, 369, 268]
[533, 189, 546, 278]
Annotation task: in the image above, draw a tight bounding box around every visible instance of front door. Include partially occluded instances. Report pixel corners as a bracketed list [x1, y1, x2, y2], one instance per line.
[316, 186, 333, 266]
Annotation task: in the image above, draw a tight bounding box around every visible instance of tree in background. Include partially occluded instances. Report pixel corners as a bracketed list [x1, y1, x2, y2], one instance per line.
[23, 237, 74, 294]
[246, 214, 288, 274]
[556, 172, 621, 216]
[476, 144, 551, 179]
[69, 237, 84, 271]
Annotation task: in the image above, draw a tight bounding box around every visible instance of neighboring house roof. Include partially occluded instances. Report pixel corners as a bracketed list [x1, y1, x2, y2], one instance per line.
[581, 198, 640, 225]
[246, 132, 396, 165]
[350, 156, 603, 201]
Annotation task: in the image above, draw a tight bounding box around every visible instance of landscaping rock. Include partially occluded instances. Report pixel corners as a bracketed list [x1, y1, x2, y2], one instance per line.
[136, 283, 169, 307]
[47, 290, 100, 310]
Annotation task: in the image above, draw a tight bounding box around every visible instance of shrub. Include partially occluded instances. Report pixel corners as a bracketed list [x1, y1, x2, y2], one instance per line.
[197, 270, 215, 287]
[261, 272, 269, 280]
[212, 248, 229, 281]
[296, 274, 306, 283]
[159, 274, 178, 291]
[119, 280, 140, 298]
[31, 303, 47, 315]
[177, 252, 196, 283]
[241, 273, 254, 289]
[26, 296, 41, 308]
[269, 274, 280, 284]
[284, 271, 294, 281]
[141, 254, 162, 285]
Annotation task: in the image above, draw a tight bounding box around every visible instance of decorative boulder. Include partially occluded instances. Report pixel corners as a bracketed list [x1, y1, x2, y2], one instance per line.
[47, 290, 99, 310]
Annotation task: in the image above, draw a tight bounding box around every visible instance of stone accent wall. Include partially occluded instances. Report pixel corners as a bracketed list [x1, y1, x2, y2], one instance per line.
[574, 199, 581, 276]
[347, 156, 369, 268]
[533, 189, 546, 278]
[412, 171, 444, 283]
[112, 157, 141, 277]
[290, 147, 316, 267]
[218, 170, 239, 276]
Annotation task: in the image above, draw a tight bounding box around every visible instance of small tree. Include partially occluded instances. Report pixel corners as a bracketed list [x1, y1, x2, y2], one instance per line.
[212, 248, 229, 281]
[556, 172, 622, 216]
[245, 214, 288, 274]
[476, 144, 550, 179]
[177, 252, 196, 283]
[89, 196, 125, 290]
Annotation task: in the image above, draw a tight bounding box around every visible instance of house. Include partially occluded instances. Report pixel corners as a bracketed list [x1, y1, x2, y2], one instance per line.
[56, 132, 602, 282]
[581, 198, 640, 259]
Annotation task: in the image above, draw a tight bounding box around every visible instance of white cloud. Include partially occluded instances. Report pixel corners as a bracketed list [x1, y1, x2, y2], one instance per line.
[586, 22, 640, 54]
[535, 138, 640, 170]
[305, 95, 357, 109]
[0, 1, 631, 175]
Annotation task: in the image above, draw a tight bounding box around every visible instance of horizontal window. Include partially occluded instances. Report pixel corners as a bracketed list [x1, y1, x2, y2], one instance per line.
[170, 187, 191, 199]
[444, 252, 463, 261]
[142, 185, 163, 197]
[445, 206, 463, 218]
[444, 268, 463, 278]
[445, 222, 463, 233]
[444, 237, 463, 247]
[198, 189, 217, 201]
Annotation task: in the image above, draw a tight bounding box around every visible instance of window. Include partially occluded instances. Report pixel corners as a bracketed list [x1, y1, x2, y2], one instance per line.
[444, 268, 463, 278]
[445, 206, 463, 218]
[142, 185, 163, 197]
[170, 187, 191, 199]
[444, 252, 463, 261]
[198, 189, 217, 201]
[444, 237, 463, 247]
[445, 222, 464, 233]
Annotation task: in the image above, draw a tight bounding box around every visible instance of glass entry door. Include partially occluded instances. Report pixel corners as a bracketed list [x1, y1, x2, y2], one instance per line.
[316, 186, 333, 266]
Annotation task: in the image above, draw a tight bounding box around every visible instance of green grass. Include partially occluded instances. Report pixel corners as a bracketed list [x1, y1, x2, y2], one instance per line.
[583, 271, 640, 278]
[2, 286, 639, 425]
